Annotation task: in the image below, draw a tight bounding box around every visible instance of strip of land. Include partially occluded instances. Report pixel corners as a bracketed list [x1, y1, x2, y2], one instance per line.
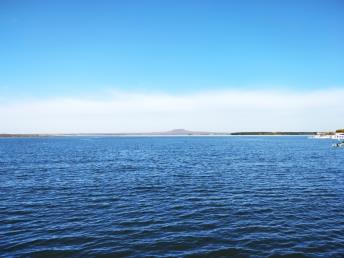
[230, 132, 315, 135]
[0, 129, 317, 137]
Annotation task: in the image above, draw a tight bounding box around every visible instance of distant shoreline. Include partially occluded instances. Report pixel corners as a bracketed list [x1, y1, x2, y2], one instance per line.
[0, 131, 317, 138]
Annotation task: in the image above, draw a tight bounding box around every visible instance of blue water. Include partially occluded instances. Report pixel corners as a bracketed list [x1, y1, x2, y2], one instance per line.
[1, 136, 344, 257]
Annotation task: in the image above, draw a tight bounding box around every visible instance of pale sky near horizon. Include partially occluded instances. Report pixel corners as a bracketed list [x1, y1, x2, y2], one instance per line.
[0, 0, 343, 133]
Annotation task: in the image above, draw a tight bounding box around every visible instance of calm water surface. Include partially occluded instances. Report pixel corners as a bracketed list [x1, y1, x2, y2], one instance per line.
[1, 136, 344, 257]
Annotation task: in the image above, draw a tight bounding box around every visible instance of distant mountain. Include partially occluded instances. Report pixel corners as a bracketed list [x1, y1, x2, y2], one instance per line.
[152, 129, 221, 135]
[162, 129, 194, 135]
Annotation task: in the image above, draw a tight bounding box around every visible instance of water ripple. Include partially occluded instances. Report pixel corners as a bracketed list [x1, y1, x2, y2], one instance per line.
[1, 136, 344, 257]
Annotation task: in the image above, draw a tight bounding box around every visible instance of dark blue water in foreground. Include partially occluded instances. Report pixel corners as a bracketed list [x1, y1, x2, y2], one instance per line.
[1, 136, 344, 257]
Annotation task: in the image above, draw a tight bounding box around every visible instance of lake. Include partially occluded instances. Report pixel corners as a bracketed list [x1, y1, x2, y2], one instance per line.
[1, 136, 343, 257]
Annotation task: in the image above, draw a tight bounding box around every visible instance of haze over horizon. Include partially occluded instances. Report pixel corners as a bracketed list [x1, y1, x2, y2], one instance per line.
[1, 0, 343, 133]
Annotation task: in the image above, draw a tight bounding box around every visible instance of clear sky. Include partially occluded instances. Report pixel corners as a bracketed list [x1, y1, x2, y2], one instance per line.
[0, 0, 343, 132]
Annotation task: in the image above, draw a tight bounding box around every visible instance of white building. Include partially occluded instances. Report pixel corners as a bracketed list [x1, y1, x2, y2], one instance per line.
[333, 133, 344, 140]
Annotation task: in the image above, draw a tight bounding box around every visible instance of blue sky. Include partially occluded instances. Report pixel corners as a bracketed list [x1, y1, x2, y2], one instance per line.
[1, 0, 343, 97]
[1, 0, 344, 133]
